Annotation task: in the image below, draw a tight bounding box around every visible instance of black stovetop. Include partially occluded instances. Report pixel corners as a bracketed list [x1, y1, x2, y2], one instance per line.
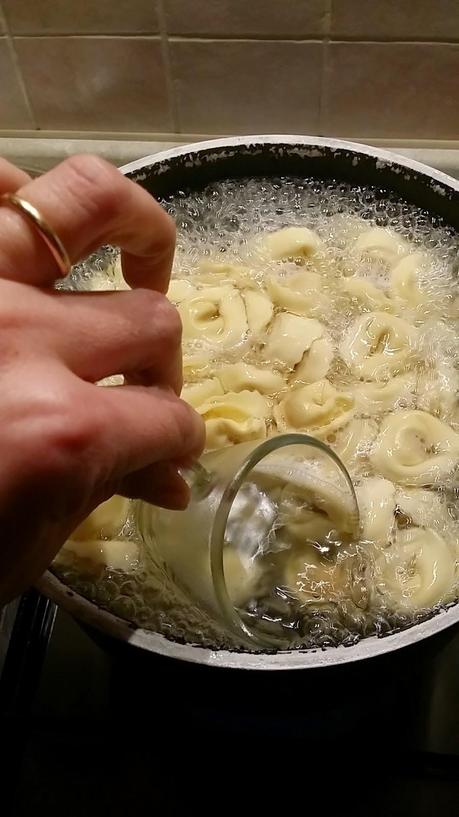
[2, 590, 459, 815]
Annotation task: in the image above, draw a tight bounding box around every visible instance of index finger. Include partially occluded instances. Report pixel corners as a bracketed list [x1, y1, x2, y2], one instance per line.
[0, 154, 175, 291]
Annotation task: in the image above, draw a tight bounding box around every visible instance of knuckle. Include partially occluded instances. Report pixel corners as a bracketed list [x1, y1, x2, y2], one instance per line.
[130, 288, 182, 349]
[36, 394, 102, 479]
[64, 154, 123, 223]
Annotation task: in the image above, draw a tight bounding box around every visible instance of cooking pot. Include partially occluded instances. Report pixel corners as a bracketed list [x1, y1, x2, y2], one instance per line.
[36, 135, 459, 671]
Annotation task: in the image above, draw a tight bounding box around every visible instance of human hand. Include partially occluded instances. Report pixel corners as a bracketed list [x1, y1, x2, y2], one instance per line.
[0, 155, 205, 603]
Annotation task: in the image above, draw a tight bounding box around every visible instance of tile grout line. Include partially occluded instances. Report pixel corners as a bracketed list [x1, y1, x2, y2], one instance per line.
[4, 34, 459, 45]
[0, 2, 37, 130]
[153, 0, 181, 133]
[1, 130, 459, 148]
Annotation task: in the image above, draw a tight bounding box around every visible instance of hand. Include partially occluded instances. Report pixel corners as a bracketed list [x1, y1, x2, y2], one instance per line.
[0, 155, 205, 603]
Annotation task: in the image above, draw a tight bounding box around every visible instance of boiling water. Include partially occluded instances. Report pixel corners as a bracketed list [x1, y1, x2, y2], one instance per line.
[55, 176, 459, 651]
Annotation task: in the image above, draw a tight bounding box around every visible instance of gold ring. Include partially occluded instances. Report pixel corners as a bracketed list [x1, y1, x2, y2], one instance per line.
[0, 192, 71, 277]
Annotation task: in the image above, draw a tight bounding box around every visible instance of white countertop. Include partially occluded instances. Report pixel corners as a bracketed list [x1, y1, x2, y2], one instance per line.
[1, 136, 459, 180]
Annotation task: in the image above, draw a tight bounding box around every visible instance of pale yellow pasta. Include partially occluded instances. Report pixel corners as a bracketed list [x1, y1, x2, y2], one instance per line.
[254, 453, 357, 533]
[356, 477, 396, 547]
[340, 311, 418, 380]
[195, 389, 271, 449]
[264, 226, 322, 261]
[56, 539, 139, 574]
[377, 528, 455, 610]
[335, 418, 379, 469]
[181, 377, 224, 408]
[291, 336, 334, 386]
[263, 313, 324, 368]
[179, 284, 248, 349]
[353, 373, 417, 416]
[152, 499, 263, 612]
[222, 550, 265, 608]
[283, 544, 348, 605]
[196, 259, 256, 289]
[72, 496, 129, 541]
[416, 363, 459, 421]
[182, 352, 212, 382]
[282, 508, 336, 547]
[352, 227, 408, 265]
[341, 277, 393, 313]
[395, 487, 452, 530]
[370, 410, 459, 486]
[88, 256, 129, 291]
[191, 549, 263, 610]
[242, 287, 274, 334]
[167, 278, 196, 303]
[217, 362, 285, 394]
[267, 270, 327, 317]
[390, 253, 427, 308]
[274, 379, 354, 438]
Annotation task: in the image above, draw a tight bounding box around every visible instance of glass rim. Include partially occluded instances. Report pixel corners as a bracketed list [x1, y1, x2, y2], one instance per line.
[209, 432, 360, 649]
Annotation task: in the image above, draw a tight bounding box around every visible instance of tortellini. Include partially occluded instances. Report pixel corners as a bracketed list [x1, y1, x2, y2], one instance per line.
[152, 497, 264, 613]
[416, 363, 459, 421]
[342, 276, 393, 313]
[167, 278, 196, 303]
[377, 528, 455, 610]
[58, 495, 137, 575]
[242, 287, 273, 334]
[217, 362, 285, 394]
[196, 259, 255, 288]
[264, 226, 322, 261]
[353, 373, 416, 416]
[254, 451, 357, 533]
[356, 477, 396, 547]
[71, 495, 129, 541]
[274, 379, 354, 439]
[88, 255, 129, 291]
[281, 505, 336, 548]
[335, 418, 379, 469]
[291, 336, 334, 385]
[340, 311, 418, 380]
[390, 253, 427, 308]
[395, 487, 453, 530]
[182, 352, 212, 382]
[370, 410, 459, 486]
[263, 313, 324, 368]
[283, 544, 349, 606]
[56, 538, 139, 574]
[179, 284, 248, 350]
[353, 227, 408, 266]
[194, 389, 271, 449]
[181, 377, 224, 408]
[267, 270, 328, 317]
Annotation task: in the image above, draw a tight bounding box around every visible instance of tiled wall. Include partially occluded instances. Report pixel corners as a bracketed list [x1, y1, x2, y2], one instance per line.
[0, 0, 458, 142]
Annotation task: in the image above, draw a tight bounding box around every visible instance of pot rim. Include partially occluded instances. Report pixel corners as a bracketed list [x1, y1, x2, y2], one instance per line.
[37, 569, 459, 670]
[119, 133, 459, 193]
[38, 134, 459, 669]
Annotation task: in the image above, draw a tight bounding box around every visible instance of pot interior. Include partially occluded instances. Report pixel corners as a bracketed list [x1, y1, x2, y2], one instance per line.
[46, 137, 459, 667]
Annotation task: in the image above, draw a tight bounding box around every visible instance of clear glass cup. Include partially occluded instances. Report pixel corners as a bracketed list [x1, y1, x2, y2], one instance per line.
[137, 433, 360, 650]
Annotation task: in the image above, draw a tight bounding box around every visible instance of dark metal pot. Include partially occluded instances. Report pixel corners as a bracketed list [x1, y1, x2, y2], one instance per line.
[37, 135, 459, 671]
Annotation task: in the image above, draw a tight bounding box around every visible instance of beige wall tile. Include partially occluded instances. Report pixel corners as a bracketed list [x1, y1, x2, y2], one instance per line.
[170, 40, 322, 134]
[331, 0, 459, 41]
[165, 0, 328, 37]
[2, 0, 159, 35]
[14, 37, 172, 132]
[0, 38, 34, 128]
[323, 43, 459, 139]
